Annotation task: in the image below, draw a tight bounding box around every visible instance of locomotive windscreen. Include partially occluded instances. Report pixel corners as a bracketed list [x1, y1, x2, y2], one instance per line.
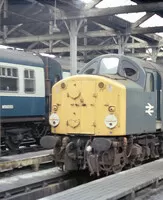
[99, 57, 119, 75]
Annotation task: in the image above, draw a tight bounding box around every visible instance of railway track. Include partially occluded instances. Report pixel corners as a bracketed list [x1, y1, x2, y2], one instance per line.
[0, 166, 92, 200]
[0, 167, 78, 200]
[2, 149, 163, 200]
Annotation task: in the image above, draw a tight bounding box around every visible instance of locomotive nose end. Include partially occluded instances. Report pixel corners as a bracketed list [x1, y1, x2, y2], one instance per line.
[40, 135, 59, 149]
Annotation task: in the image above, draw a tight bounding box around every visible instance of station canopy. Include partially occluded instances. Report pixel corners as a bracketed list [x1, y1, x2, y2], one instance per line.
[0, 0, 163, 63]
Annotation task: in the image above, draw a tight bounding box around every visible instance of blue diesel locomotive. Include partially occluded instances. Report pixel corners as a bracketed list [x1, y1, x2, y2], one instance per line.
[0, 49, 62, 151]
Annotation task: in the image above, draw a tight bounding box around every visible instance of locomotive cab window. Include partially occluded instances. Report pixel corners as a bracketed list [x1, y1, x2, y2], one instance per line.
[24, 69, 35, 93]
[54, 75, 60, 83]
[99, 57, 119, 75]
[145, 72, 154, 92]
[121, 60, 139, 81]
[81, 62, 98, 74]
[0, 67, 18, 91]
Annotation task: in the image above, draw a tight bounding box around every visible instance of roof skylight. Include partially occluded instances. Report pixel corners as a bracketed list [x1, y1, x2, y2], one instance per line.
[140, 14, 163, 28]
[81, 0, 93, 3]
[95, 0, 136, 9]
[116, 12, 146, 23]
[140, 14, 163, 38]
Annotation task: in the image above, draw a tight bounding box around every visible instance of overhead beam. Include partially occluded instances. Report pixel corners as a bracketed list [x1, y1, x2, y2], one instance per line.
[63, 52, 163, 62]
[7, 24, 23, 36]
[92, 21, 115, 33]
[1, 3, 163, 26]
[131, 26, 163, 35]
[130, 36, 147, 44]
[27, 42, 39, 50]
[57, 2, 163, 20]
[143, 33, 162, 42]
[27, 39, 63, 50]
[94, 18, 160, 43]
[1, 26, 163, 45]
[64, 52, 163, 61]
[19, 29, 49, 46]
[33, 42, 163, 53]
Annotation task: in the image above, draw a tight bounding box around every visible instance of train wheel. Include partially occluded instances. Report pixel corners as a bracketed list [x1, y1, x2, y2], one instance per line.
[5, 135, 21, 152]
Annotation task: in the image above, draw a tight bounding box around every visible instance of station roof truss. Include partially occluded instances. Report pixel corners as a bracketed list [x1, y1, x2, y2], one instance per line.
[1, 0, 163, 62]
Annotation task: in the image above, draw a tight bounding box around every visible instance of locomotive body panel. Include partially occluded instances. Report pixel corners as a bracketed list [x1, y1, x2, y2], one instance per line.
[126, 87, 156, 134]
[118, 79, 156, 134]
[51, 75, 126, 136]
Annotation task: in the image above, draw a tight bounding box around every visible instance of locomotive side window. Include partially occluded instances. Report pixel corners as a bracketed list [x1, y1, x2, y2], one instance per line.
[122, 60, 139, 81]
[54, 75, 60, 83]
[24, 69, 35, 93]
[82, 62, 98, 74]
[84, 68, 95, 74]
[99, 57, 119, 75]
[145, 72, 154, 92]
[0, 67, 18, 91]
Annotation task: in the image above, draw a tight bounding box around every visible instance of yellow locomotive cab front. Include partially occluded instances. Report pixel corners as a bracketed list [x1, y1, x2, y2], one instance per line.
[50, 75, 126, 136]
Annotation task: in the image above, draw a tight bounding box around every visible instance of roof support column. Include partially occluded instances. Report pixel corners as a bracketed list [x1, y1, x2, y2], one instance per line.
[64, 19, 83, 75]
[3, 0, 8, 39]
[83, 19, 87, 63]
[151, 47, 159, 62]
[131, 38, 135, 54]
[49, 21, 53, 53]
[118, 35, 130, 54]
[0, 0, 4, 36]
[118, 35, 125, 54]
[69, 20, 78, 75]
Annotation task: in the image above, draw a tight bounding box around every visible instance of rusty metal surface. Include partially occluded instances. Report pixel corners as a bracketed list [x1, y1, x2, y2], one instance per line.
[39, 159, 163, 200]
[0, 149, 53, 172]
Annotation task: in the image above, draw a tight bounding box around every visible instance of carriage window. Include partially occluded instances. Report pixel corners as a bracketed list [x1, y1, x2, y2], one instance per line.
[24, 69, 35, 93]
[145, 72, 154, 92]
[122, 60, 139, 81]
[99, 57, 119, 75]
[0, 67, 18, 91]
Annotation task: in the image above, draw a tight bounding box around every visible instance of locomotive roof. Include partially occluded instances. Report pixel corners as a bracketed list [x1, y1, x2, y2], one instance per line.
[88, 53, 163, 74]
[0, 49, 44, 67]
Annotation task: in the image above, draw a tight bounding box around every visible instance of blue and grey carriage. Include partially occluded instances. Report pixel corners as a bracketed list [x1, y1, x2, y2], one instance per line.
[0, 49, 62, 151]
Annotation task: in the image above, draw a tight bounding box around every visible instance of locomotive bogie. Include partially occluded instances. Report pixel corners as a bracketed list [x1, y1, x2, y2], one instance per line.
[51, 134, 160, 175]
